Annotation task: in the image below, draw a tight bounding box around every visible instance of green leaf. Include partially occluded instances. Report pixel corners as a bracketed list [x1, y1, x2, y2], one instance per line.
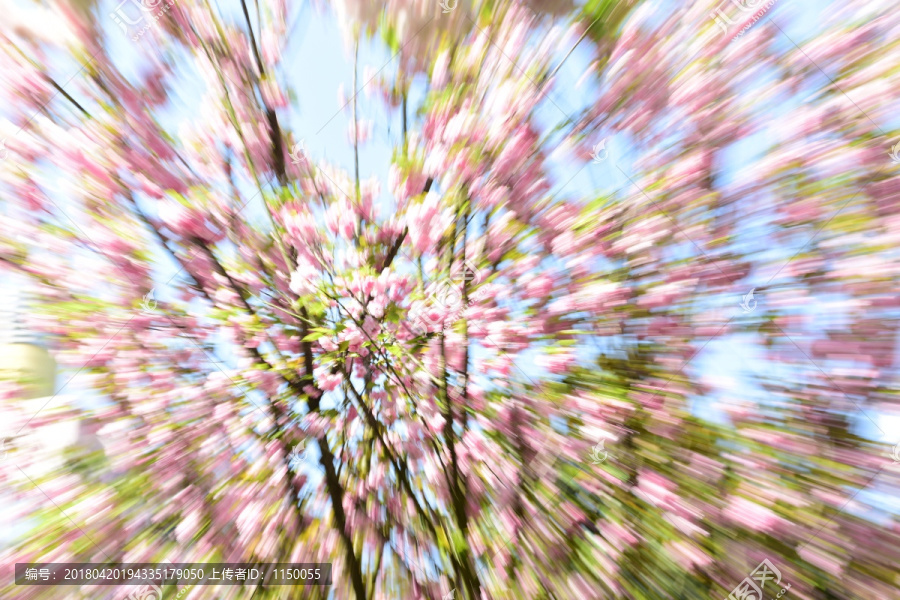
[302, 331, 326, 342]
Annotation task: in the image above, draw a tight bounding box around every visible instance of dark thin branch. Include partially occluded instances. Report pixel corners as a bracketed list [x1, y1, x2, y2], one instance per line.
[402, 90, 408, 142]
[45, 75, 90, 117]
[126, 197, 307, 508]
[378, 178, 433, 272]
[341, 367, 442, 541]
[240, 0, 287, 185]
[298, 306, 368, 599]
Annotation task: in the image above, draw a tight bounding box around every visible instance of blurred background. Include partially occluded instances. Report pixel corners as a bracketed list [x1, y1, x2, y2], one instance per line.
[1, 0, 900, 598]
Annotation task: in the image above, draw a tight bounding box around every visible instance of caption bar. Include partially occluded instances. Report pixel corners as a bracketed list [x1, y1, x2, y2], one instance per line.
[15, 563, 332, 586]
